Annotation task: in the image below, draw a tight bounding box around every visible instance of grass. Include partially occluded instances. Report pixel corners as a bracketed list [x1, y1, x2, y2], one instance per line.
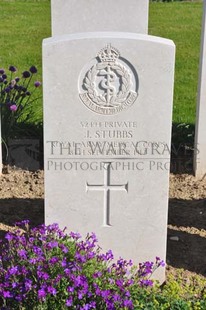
[0, 0, 51, 125]
[0, 0, 203, 128]
[149, 1, 203, 125]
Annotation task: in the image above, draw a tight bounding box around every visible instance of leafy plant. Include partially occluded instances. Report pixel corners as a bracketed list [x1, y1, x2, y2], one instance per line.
[1, 221, 206, 309]
[0, 221, 164, 310]
[0, 66, 41, 162]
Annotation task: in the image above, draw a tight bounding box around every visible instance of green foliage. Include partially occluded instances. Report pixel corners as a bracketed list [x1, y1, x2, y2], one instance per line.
[0, 66, 42, 163]
[1, 222, 206, 308]
[150, 0, 188, 2]
[130, 270, 206, 309]
[0, 222, 164, 309]
[149, 2, 202, 125]
[0, 1, 203, 131]
[0, 0, 51, 125]
[0, 1, 203, 128]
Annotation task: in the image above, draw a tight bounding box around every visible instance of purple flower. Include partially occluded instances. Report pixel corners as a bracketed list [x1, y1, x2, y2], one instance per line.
[159, 261, 165, 267]
[12, 282, 18, 288]
[22, 71, 31, 78]
[123, 299, 134, 308]
[3, 291, 12, 298]
[87, 251, 95, 259]
[156, 256, 165, 267]
[0, 224, 164, 309]
[30, 66, 37, 74]
[66, 297, 73, 307]
[19, 219, 30, 225]
[15, 296, 23, 302]
[74, 275, 86, 287]
[8, 266, 18, 275]
[18, 249, 27, 259]
[75, 252, 86, 263]
[47, 286, 57, 295]
[47, 223, 59, 231]
[101, 289, 111, 299]
[0, 68, 5, 74]
[38, 288, 46, 300]
[29, 258, 37, 264]
[33, 246, 43, 256]
[25, 279, 32, 291]
[47, 241, 58, 249]
[37, 271, 49, 280]
[67, 286, 74, 293]
[59, 244, 68, 253]
[5, 232, 14, 241]
[64, 268, 71, 276]
[70, 231, 81, 240]
[15, 77, 20, 82]
[93, 271, 102, 278]
[2, 74, 7, 79]
[113, 293, 121, 302]
[139, 279, 153, 287]
[49, 256, 59, 264]
[61, 258, 67, 268]
[34, 81, 41, 88]
[9, 104, 17, 112]
[9, 65, 17, 72]
[78, 291, 84, 300]
[100, 249, 114, 261]
[115, 279, 124, 288]
[81, 305, 90, 310]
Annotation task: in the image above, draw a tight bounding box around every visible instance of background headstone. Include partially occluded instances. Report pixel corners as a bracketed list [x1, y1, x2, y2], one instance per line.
[43, 32, 175, 282]
[51, 0, 149, 36]
[194, 0, 206, 179]
[8, 139, 40, 171]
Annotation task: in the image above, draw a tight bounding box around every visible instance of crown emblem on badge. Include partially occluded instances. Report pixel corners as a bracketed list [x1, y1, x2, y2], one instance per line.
[97, 44, 120, 63]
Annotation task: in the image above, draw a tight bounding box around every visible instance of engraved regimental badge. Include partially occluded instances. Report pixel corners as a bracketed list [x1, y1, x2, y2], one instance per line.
[79, 44, 138, 115]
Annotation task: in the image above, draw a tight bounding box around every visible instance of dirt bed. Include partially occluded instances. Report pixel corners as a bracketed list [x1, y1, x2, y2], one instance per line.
[0, 168, 206, 279]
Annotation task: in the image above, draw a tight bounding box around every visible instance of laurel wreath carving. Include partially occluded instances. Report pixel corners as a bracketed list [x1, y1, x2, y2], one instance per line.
[83, 62, 132, 107]
[112, 64, 131, 103]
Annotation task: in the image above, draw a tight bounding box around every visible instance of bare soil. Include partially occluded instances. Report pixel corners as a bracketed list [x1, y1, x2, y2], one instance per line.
[0, 167, 206, 279]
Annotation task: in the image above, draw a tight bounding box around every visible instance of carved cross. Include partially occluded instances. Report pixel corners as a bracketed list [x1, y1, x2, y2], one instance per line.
[86, 162, 128, 227]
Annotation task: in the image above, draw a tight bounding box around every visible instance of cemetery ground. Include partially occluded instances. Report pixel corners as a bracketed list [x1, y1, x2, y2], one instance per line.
[1, 0, 206, 306]
[0, 167, 206, 284]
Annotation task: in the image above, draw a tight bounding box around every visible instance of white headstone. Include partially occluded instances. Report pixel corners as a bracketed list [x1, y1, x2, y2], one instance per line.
[51, 0, 149, 36]
[43, 32, 175, 283]
[194, 0, 206, 178]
